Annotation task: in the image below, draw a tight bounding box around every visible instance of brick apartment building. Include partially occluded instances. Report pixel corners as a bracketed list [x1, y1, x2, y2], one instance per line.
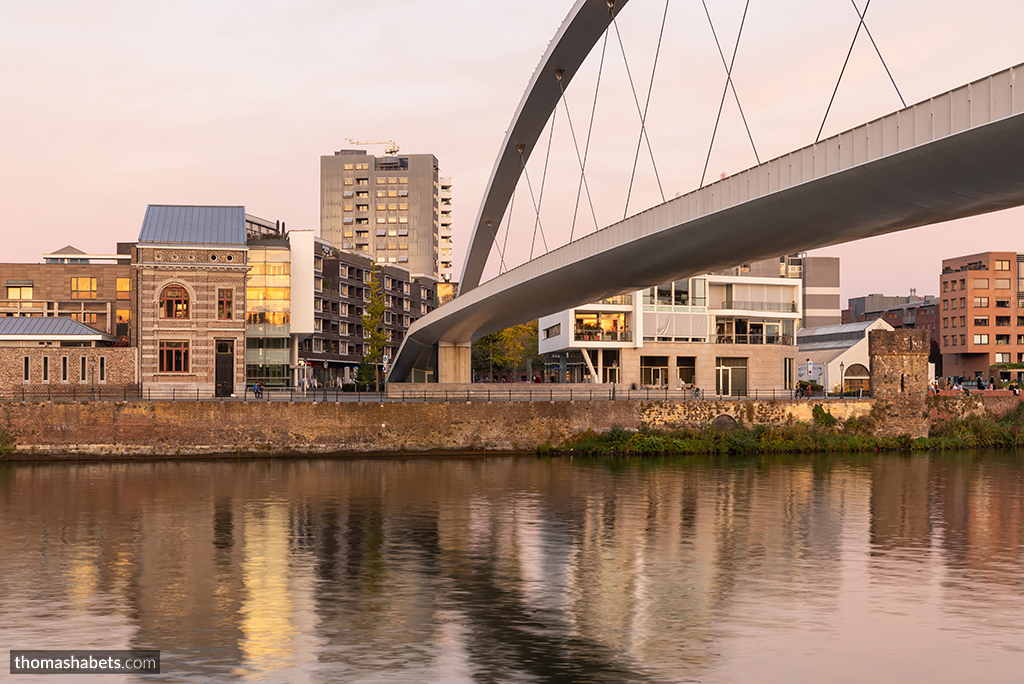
[940, 250, 1024, 384]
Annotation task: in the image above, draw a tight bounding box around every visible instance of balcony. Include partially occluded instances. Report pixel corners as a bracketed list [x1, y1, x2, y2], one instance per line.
[574, 330, 632, 342]
[712, 334, 794, 345]
[714, 301, 798, 313]
[595, 294, 632, 306]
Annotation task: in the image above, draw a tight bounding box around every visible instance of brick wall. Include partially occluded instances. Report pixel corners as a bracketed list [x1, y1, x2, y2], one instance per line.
[0, 347, 137, 397]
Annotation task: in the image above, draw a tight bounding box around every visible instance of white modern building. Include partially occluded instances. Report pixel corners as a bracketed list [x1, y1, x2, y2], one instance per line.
[796, 318, 894, 393]
[539, 273, 802, 395]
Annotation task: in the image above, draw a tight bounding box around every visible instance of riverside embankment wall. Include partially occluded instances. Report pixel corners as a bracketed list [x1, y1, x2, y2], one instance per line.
[1, 394, 1018, 459]
[1, 399, 872, 458]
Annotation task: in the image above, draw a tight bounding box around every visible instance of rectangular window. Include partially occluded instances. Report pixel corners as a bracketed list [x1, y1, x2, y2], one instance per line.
[974, 334, 989, 345]
[943, 281, 949, 292]
[996, 334, 1010, 345]
[951, 336, 957, 346]
[974, 316, 989, 326]
[116, 277, 131, 300]
[344, 178, 354, 186]
[995, 260, 1011, 271]
[995, 279, 1011, 289]
[996, 316, 1011, 327]
[99, 357, 106, 382]
[942, 318, 948, 328]
[61, 356, 68, 382]
[943, 335, 949, 347]
[70, 277, 97, 300]
[218, 289, 233, 320]
[159, 341, 190, 373]
[42, 357, 50, 382]
[996, 353, 1011, 363]
[640, 356, 669, 386]
[7, 285, 33, 300]
[80, 356, 87, 382]
[23, 356, 30, 383]
[960, 297, 966, 309]
[974, 297, 989, 308]
[960, 334, 966, 345]
[996, 299, 1011, 308]
[974, 278, 989, 289]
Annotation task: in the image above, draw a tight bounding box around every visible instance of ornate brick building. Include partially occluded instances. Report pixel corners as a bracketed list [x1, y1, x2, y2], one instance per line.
[134, 206, 248, 397]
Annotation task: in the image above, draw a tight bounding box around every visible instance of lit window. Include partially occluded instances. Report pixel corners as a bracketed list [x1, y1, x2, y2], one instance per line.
[377, 190, 387, 198]
[7, 286, 32, 300]
[344, 178, 354, 186]
[377, 178, 387, 185]
[377, 203, 387, 211]
[344, 204, 354, 212]
[159, 286, 189, 319]
[218, 289, 233, 320]
[159, 340, 189, 372]
[995, 260, 1010, 271]
[343, 163, 354, 170]
[70, 277, 97, 300]
[388, 190, 398, 198]
[116, 277, 131, 300]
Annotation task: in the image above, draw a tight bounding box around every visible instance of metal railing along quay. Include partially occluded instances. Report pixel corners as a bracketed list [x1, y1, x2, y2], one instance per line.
[0, 385, 869, 403]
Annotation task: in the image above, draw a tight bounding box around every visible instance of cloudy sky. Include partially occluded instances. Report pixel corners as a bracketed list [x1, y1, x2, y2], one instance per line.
[2, 0, 1022, 302]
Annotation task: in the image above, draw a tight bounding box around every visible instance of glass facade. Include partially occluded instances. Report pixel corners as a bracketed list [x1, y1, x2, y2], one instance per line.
[246, 247, 291, 387]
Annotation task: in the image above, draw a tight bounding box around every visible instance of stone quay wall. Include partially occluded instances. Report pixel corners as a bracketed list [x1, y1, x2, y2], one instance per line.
[0, 398, 873, 458]
[0, 392, 1019, 459]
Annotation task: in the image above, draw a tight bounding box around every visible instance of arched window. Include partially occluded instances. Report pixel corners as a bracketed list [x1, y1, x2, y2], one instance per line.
[160, 285, 189, 319]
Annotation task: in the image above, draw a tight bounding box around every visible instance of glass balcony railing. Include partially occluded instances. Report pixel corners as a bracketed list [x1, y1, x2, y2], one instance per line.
[595, 294, 633, 306]
[712, 334, 794, 345]
[574, 330, 633, 342]
[714, 301, 798, 312]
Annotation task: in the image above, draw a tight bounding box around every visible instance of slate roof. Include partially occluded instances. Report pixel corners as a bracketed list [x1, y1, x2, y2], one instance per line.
[138, 205, 246, 246]
[0, 316, 114, 340]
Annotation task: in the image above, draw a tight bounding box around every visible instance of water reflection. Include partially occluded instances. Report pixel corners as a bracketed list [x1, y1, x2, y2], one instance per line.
[0, 453, 1022, 683]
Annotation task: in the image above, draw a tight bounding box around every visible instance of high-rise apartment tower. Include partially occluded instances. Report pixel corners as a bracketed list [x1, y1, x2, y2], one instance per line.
[321, 150, 453, 281]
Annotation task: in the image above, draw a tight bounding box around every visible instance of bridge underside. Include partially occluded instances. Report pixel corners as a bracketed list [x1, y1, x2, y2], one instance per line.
[390, 110, 1024, 383]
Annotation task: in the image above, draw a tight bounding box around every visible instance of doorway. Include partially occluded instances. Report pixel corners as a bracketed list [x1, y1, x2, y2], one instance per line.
[215, 340, 234, 397]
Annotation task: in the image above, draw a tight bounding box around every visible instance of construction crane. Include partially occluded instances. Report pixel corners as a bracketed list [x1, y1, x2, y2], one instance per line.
[345, 138, 400, 156]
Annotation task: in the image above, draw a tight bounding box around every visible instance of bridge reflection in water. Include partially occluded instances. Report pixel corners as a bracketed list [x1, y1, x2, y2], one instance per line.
[0, 454, 1022, 682]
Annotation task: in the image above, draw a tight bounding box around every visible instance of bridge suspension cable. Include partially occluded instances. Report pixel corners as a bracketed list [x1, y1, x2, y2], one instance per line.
[557, 27, 607, 243]
[817, 0, 905, 142]
[700, 0, 755, 189]
[623, 0, 671, 218]
[517, 139, 551, 261]
[612, 10, 665, 218]
[848, 0, 906, 108]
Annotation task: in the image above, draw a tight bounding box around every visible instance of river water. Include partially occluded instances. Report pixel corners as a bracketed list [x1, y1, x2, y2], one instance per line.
[1, 452, 1022, 683]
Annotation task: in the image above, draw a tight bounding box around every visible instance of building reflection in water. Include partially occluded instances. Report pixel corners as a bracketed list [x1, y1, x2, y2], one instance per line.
[0, 452, 1021, 682]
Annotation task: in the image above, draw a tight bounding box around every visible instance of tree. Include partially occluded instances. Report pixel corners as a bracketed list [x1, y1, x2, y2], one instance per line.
[472, 332, 510, 381]
[360, 264, 389, 391]
[501, 321, 543, 382]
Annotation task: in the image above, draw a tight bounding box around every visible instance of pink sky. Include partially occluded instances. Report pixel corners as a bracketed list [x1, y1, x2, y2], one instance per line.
[2, 0, 1022, 303]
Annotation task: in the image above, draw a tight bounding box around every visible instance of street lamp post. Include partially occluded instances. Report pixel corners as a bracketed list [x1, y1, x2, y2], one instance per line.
[839, 361, 845, 396]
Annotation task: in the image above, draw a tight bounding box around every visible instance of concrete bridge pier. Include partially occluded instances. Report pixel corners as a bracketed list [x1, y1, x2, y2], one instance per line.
[437, 341, 472, 384]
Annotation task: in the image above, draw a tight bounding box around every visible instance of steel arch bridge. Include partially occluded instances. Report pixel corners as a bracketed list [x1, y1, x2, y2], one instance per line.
[389, 0, 1024, 384]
